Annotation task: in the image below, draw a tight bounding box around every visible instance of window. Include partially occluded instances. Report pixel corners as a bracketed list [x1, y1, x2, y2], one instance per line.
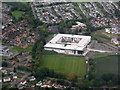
[77, 51, 83, 54]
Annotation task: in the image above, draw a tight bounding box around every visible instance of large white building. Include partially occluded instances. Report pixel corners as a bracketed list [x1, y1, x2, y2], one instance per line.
[44, 34, 91, 56]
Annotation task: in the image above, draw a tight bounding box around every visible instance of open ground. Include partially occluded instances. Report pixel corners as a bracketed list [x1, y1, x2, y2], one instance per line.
[41, 55, 87, 77]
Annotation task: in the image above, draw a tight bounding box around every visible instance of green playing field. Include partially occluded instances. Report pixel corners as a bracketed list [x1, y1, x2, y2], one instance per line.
[95, 55, 119, 76]
[42, 55, 87, 77]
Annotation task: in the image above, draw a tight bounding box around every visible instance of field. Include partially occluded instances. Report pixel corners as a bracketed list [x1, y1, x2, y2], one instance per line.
[12, 11, 25, 20]
[42, 55, 86, 77]
[93, 53, 106, 56]
[12, 46, 24, 53]
[96, 34, 111, 40]
[95, 55, 119, 77]
[21, 2, 28, 5]
[71, 0, 112, 1]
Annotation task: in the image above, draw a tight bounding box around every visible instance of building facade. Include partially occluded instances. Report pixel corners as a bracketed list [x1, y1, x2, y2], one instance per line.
[44, 34, 91, 56]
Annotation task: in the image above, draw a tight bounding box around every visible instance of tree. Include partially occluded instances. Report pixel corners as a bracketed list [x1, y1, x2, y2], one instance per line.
[34, 68, 49, 80]
[102, 73, 114, 82]
[67, 73, 77, 81]
[114, 9, 120, 17]
[5, 2, 30, 12]
[101, 73, 118, 86]
[13, 67, 17, 73]
[91, 78, 104, 87]
[2, 61, 9, 67]
[53, 72, 66, 79]
[77, 79, 91, 88]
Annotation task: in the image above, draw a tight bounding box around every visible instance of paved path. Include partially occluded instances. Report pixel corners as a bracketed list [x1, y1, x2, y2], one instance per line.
[87, 48, 112, 53]
[30, 3, 37, 19]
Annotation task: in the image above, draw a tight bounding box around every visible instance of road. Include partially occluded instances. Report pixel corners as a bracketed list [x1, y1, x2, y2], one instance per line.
[2, 67, 31, 86]
[86, 40, 119, 55]
[12, 72, 31, 85]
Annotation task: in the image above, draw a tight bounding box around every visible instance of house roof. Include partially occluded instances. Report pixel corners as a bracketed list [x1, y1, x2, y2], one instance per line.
[21, 79, 26, 83]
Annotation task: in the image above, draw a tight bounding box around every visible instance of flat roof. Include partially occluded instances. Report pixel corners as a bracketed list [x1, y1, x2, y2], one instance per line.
[44, 34, 91, 51]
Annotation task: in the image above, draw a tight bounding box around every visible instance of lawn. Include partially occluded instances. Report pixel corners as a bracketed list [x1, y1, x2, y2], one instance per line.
[94, 55, 119, 77]
[12, 46, 24, 53]
[42, 55, 86, 77]
[71, 0, 100, 1]
[42, 50, 57, 55]
[96, 34, 111, 40]
[12, 11, 25, 20]
[26, 46, 33, 52]
[0, 56, 8, 59]
[45, 34, 54, 42]
[21, 2, 28, 5]
[73, 5, 83, 15]
[93, 53, 106, 56]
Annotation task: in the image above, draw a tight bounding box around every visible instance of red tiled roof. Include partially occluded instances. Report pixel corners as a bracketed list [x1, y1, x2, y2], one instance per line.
[21, 79, 26, 83]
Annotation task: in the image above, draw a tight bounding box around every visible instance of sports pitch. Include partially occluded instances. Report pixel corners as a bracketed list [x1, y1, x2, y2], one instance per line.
[42, 55, 87, 77]
[95, 55, 119, 76]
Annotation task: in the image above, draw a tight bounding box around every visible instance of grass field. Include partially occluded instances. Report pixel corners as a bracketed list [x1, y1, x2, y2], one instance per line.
[12, 11, 25, 20]
[95, 34, 111, 40]
[93, 53, 106, 56]
[21, 2, 28, 5]
[26, 46, 33, 52]
[95, 55, 119, 77]
[70, 0, 110, 1]
[42, 55, 86, 77]
[12, 46, 24, 53]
